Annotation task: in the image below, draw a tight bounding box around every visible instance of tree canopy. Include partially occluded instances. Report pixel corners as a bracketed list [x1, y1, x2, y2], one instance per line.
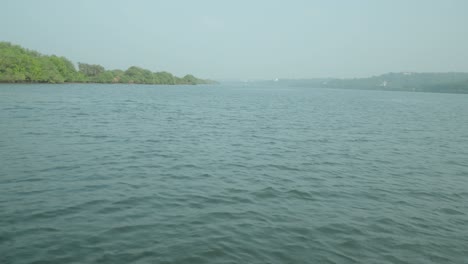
[0, 42, 214, 85]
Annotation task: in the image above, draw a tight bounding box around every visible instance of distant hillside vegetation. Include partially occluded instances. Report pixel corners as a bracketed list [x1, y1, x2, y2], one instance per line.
[0, 42, 214, 85]
[323, 72, 468, 93]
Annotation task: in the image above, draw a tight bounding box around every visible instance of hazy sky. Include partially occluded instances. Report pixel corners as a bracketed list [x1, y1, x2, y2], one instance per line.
[1, 0, 468, 80]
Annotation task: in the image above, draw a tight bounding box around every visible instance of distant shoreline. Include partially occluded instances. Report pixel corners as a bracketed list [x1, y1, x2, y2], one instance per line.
[264, 72, 468, 94]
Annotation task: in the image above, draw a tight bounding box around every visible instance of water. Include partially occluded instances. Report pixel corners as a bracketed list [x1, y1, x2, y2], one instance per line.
[1, 83, 467, 263]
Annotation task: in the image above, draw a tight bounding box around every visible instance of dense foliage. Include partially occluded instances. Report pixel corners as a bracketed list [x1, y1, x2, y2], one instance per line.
[0, 42, 213, 85]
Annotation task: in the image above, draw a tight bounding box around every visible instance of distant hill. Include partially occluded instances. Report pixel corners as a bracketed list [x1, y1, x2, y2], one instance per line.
[0, 42, 214, 85]
[252, 73, 468, 94]
[322, 72, 468, 94]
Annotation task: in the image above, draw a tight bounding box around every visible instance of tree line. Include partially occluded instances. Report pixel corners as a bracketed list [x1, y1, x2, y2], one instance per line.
[322, 72, 468, 93]
[0, 42, 214, 85]
[271, 72, 468, 94]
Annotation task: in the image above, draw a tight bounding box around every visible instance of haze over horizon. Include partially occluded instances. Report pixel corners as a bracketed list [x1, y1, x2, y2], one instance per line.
[1, 0, 467, 80]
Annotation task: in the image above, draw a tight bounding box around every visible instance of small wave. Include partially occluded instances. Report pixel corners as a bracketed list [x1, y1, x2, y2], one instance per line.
[252, 186, 279, 199]
[28, 199, 108, 220]
[38, 165, 80, 173]
[317, 223, 366, 236]
[14, 227, 61, 237]
[101, 223, 158, 235]
[23, 131, 47, 136]
[286, 189, 317, 201]
[252, 164, 302, 172]
[169, 164, 203, 170]
[14, 177, 45, 183]
[79, 134, 109, 139]
[438, 207, 465, 215]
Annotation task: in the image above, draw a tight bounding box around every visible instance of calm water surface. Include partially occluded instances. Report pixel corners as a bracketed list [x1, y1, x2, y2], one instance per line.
[1, 83, 467, 263]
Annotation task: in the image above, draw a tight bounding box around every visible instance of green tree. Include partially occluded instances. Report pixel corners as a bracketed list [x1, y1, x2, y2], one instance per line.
[0, 41, 213, 85]
[78, 62, 105, 77]
[50, 56, 78, 82]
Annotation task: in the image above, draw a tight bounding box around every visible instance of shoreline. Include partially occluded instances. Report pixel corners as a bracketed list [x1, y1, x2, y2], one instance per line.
[0, 81, 216, 85]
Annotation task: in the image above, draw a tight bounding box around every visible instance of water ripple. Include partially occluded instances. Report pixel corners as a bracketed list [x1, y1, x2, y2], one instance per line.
[1, 84, 468, 263]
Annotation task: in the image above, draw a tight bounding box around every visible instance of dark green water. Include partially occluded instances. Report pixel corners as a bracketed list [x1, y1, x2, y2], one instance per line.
[1, 83, 467, 263]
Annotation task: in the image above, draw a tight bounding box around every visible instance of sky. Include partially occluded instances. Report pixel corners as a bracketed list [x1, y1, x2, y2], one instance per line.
[1, 0, 468, 80]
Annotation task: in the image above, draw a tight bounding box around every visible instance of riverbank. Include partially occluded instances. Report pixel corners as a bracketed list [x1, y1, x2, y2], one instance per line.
[0, 42, 214, 85]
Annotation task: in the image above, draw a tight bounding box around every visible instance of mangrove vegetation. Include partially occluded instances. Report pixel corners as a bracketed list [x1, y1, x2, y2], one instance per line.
[0, 42, 214, 85]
